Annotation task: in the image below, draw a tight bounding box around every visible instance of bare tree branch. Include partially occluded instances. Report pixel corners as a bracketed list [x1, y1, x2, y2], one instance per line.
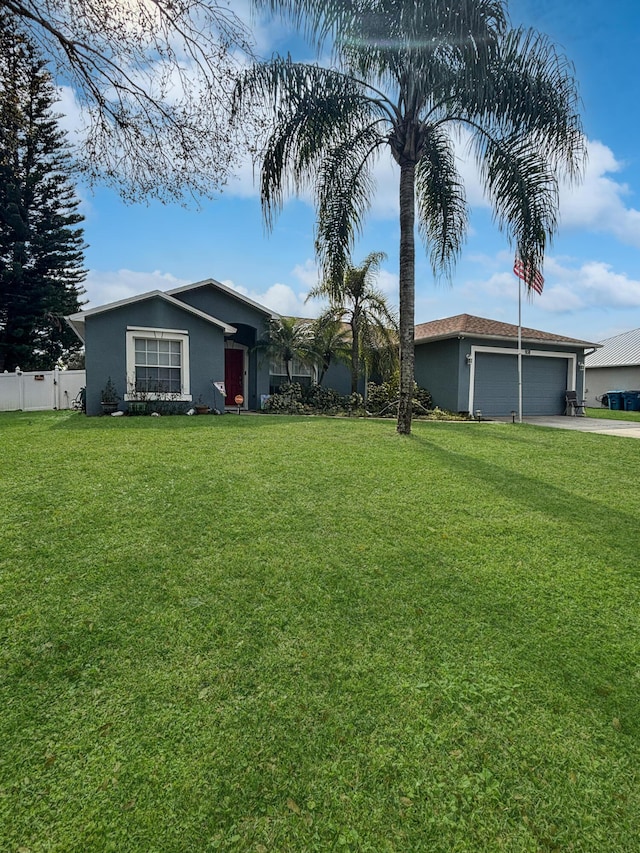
[1, 0, 258, 201]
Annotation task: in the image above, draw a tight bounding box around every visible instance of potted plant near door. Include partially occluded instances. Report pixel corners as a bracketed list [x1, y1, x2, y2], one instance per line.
[100, 377, 120, 414]
[194, 395, 209, 415]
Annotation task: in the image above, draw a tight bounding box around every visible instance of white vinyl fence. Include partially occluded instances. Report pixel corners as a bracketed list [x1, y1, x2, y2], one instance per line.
[0, 368, 86, 412]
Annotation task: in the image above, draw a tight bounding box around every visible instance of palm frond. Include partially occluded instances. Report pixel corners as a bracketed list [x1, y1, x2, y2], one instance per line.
[314, 126, 385, 283]
[234, 57, 384, 237]
[415, 127, 468, 280]
[475, 133, 558, 278]
[454, 27, 585, 183]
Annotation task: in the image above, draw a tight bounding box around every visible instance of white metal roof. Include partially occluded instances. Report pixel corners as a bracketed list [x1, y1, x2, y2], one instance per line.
[585, 327, 640, 368]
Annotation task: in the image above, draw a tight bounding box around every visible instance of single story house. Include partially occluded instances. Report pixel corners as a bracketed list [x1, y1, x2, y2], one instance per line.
[68, 282, 597, 418]
[413, 314, 598, 417]
[66, 278, 357, 416]
[584, 327, 640, 407]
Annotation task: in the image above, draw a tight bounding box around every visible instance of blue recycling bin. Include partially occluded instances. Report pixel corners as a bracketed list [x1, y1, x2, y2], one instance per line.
[623, 391, 640, 411]
[607, 391, 624, 411]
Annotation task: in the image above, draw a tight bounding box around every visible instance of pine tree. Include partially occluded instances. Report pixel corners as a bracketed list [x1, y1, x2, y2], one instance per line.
[0, 14, 86, 372]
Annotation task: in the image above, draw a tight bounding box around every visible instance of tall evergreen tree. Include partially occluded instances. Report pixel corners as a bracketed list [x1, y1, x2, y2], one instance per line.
[0, 13, 86, 372]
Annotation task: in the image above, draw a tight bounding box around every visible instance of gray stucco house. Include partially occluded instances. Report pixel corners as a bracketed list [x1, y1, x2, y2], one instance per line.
[414, 314, 598, 417]
[68, 281, 596, 418]
[584, 327, 640, 407]
[66, 278, 356, 416]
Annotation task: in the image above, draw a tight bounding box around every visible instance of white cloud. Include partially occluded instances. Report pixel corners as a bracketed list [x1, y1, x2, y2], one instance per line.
[558, 260, 640, 309]
[376, 268, 399, 304]
[446, 133, 640, 250]
[291, 259, 319, 289]
[221, 279, 314, 317]
[558, 141, 640, 246]
[461, 252, 640, 315]
[83, 268, 189, 309]
[54, 85, 87, 140]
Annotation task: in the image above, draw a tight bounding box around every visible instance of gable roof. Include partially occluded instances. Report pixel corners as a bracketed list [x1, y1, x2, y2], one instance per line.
[167, 278, 278, 318]
[66, 290, 236, 342]
[414, 313, 598, 348]
[585, 327, 640, 368]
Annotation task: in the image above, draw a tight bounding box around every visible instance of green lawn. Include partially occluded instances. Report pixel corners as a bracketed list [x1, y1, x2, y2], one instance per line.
[587, 406, 640, 422]
[1, 411, 639, 852]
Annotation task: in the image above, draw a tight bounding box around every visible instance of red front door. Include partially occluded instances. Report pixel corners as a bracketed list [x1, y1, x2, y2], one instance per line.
[224, 348, 244, 406]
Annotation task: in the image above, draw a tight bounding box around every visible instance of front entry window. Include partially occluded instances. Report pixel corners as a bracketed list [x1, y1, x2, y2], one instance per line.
[125, 327, 191, 400]
[269, 357, 315, 394]
[134, 339, 182, 393]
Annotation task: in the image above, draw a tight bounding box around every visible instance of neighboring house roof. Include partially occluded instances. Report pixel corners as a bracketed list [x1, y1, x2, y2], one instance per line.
[66, 289, 237, 342]
[414, 313, 598, 348]
[585, 327, 640, 368]
[167, 278, 279, 318]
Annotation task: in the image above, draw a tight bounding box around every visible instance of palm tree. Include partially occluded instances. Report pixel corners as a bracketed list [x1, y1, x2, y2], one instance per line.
[254, 316, 315, 383]
[236, 0, 584, 433]
[308, 314, 351, 385]
[307, 251, 398, 393]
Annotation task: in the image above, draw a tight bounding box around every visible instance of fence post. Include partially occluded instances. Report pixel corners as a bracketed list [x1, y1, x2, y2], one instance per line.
[53, 366, 60, 410]
[15, 367, 24, 411]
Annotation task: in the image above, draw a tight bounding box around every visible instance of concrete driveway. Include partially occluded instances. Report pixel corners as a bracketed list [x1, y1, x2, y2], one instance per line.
[494, 415, 640, 438]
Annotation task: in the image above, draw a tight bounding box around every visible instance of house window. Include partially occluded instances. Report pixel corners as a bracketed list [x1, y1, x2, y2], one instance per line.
[269, 357, 315, 393]
[134, 338, 182, 393]
[125, 327, 192, 400]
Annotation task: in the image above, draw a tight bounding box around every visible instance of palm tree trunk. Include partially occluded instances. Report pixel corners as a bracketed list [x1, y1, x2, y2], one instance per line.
[350, 317, 359, 394]
[397, 160, 416, 435]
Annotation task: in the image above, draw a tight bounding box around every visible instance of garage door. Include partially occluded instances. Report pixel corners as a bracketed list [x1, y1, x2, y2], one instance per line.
[473, 352, 570, 416]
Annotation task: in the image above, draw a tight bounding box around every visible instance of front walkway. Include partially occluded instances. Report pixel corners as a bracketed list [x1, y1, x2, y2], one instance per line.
[493, 415, 640, 438]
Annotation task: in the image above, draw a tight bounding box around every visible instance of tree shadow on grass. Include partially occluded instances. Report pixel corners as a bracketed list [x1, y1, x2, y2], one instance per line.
[403, 429, 640, 730]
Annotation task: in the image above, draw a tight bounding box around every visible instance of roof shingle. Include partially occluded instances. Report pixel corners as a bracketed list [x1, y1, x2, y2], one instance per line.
[414, 314, 597, 348]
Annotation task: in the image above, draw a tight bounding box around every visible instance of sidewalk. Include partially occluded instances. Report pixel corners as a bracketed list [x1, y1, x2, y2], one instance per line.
[492, 415, 640, 438]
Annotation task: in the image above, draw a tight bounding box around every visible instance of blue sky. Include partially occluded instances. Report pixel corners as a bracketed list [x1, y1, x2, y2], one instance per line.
[60, 0, 640, 344]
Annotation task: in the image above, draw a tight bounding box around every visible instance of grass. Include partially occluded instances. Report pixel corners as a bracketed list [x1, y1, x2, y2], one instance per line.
[1, 410, 639, 852]
[586, 406, 640, 422]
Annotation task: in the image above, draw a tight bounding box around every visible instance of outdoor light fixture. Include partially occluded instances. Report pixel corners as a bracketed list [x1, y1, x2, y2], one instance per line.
[466, 354, 473, 365]
[511, 410, 517, 424]
[578, 362, 585, 371]
[475, 409, 482, 422]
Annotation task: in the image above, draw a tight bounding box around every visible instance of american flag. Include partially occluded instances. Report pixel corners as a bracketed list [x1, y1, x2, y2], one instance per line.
[513, 257, 544, 295]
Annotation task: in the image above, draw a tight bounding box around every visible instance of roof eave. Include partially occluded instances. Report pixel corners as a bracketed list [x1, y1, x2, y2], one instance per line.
[415, 331, 598, 348]
[65, 290, 236, 335]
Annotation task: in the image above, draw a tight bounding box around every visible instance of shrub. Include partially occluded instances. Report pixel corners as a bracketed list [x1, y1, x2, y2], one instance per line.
[302, 384, 345, 414]
[366, 381, 432, 416]
[263, 383, 306, 414]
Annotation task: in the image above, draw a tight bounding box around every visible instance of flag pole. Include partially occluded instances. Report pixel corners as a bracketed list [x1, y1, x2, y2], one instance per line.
[518, 276, 523, 423]
[513, 256, 544, 424]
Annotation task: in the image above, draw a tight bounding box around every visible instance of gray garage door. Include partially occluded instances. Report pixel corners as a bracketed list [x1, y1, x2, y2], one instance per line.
[473, 352, 569, 416]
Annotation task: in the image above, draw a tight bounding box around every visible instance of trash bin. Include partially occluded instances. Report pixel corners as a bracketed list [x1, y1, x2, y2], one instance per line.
[607, 391, 624, 410]
[623, 391, 640, 411]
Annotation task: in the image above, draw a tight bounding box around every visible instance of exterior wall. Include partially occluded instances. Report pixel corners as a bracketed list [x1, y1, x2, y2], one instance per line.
[414, 338, 464, 411]
[321, 361, 365, 396]
[84, 296, 225, 415]
[415, 336, 587, 415]
[174, 285, 270, 333]
[585, 365, 640, 407]
[175, 285, 272, 409]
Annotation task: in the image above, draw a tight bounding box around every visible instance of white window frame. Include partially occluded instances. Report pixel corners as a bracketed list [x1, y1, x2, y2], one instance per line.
[269, 356, 316, 382]
[125, 326, 192, 401]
